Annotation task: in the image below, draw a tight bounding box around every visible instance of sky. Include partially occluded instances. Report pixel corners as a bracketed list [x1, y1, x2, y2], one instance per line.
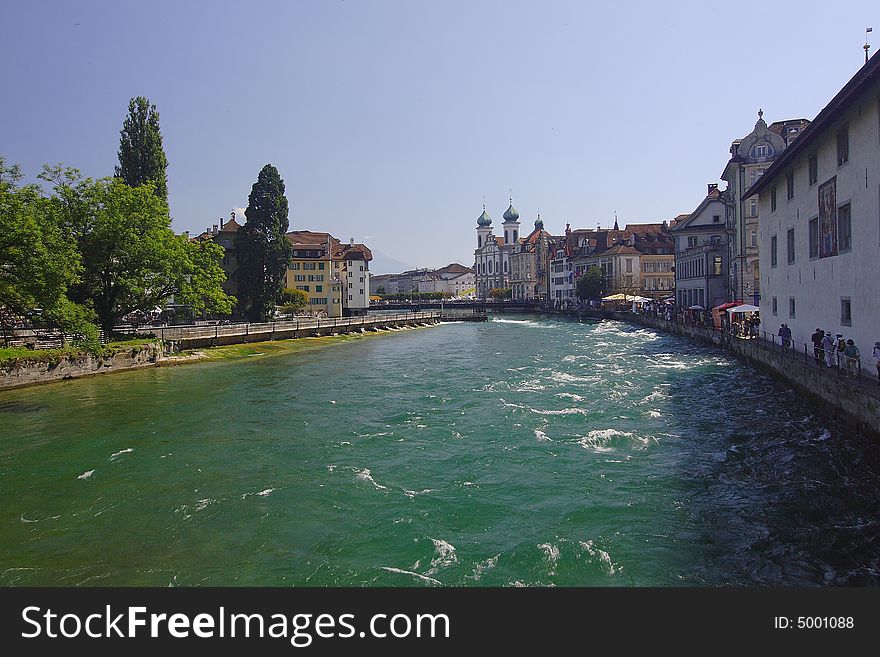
[1, 1, 877, 273]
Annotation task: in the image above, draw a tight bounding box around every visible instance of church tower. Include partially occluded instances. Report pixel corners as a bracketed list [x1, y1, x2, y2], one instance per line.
[502, 197, 521, 246]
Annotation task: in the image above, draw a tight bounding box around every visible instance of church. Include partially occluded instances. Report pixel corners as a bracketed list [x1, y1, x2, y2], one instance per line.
[473, 200, 522, 299]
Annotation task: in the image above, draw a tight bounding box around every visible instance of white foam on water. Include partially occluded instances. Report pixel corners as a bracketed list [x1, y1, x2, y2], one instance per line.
[470, 554, 500, 581]
[426, 538, 458, 575]
[534, 429, 552, 442]
[538, 543, 561, 575]
[491, 318, 545, 328]
[555, 392, 585, 401]
[549, 371, 597, 385]
[647, 410, 662, 418]
[579, 540, 619, 575]
[817, 429, 832, 441]
[380, 567, 441, 586]
[327, 465, 336, 472]
[531, 407, 587, 416]
[77, 470, 94, 480]
[578, 429, 637, 453]
[403, 488, 435, 498]
[355, 468, 388, 491]
[329, 400, 336, 404]
[194, 498, 213, 512]
[256, 488, 274, 497]
[109, 448, 133, 460]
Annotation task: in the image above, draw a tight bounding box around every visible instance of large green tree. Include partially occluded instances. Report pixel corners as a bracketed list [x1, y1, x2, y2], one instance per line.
[43, 170, 233, 332]
[115, 96, 169, 202]
[0, 157, 97, 344]
[235, 164, 293, 322]
[576, 266, 607, 301]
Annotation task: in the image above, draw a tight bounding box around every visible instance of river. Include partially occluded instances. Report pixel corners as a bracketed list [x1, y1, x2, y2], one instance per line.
[1, 315, 878, 586]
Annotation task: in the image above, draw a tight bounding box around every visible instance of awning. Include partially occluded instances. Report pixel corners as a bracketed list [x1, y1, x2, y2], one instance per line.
[603, 294, 651, 302]
[727, 304, 760, 314]
[712, 302, 739, 312]
[688, 305, 705, 310]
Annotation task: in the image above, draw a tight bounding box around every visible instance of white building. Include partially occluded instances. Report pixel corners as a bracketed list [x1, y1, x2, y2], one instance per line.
[474, 201, 522, 299]
[549, 240, 575, 304]
[340, 242, 371, 315]
[746, 53, 880, 353]
[669, 184, 728, 310]
[721, 112, 810, 304]
[417, 264, 475, 296]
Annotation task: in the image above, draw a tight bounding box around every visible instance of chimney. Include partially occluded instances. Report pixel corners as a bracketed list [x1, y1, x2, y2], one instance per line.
[212, 224, 218, 235]
[708, 183, 718, 195]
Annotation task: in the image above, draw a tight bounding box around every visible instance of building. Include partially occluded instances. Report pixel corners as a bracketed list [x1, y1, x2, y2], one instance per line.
[510, 216, 553, 301]
[549, 224, 575, 303]
[417, 264, 475, 296]
[568, 221, 675, 300]
[721, 111, 810, 304]
[474, 200, 522, 299]
[369, 274, 398, 296]
[669, 184, 728, 309]
[193, 212, 242, 301]
[285, 231, 373, 317]
[746, 52, 880, 353]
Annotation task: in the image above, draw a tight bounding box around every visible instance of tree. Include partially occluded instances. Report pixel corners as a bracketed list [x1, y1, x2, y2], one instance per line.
[376, 285, 385, 295]
[576, 266, 607, 301]
[235, 164, 293, 322]
[43, 170, 233, 332]
[115, 96, 169, 203]
[0, 157, 97, 344]
[278, 288, 309, 315]
[490, 287, 512, 301]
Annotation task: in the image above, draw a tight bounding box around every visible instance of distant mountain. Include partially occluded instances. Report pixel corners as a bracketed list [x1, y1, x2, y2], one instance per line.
[369, 249, 415, 275]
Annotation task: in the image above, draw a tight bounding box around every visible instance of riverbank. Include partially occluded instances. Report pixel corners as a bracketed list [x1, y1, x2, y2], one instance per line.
[535, 307, 880, 440]
[0, 318, 442, 391]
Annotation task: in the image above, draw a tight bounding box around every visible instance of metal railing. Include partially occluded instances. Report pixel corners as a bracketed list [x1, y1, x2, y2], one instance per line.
[115, 312, 441, 342]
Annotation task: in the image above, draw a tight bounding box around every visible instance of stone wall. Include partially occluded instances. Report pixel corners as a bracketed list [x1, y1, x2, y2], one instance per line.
[0, 344, 164, 390]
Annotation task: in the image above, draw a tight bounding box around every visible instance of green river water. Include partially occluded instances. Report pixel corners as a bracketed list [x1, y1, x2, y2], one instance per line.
[1, 315, 878, 586]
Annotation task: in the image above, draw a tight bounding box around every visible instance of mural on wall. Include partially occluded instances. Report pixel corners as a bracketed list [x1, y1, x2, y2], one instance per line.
[818, 176, 837, 258]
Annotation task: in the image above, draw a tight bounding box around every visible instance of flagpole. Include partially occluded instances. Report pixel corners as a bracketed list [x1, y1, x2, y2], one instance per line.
[866, 26, 873, 64]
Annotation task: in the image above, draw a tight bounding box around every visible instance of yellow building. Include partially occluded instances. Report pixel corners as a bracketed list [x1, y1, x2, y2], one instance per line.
[284, 231, 343, 317]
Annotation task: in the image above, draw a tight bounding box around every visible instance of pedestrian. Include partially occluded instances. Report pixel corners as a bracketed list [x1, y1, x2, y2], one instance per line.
[836, 333, 846, 370]
[844, 339, 860, 378]
[873, 341, 880, 385]
[821, 331, 835, 368]
[811, 328, 824, 365]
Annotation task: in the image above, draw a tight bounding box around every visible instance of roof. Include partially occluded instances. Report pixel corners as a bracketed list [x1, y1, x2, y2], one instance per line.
[600, 244, 641, 256]
[746, 52, 880, 198]
[435, 263, 472, 275]
[219, 216, 241, 233]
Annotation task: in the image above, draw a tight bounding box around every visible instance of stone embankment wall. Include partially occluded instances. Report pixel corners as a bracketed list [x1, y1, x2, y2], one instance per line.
[573, 309, 880, 439]
[0, 344, 164, 390]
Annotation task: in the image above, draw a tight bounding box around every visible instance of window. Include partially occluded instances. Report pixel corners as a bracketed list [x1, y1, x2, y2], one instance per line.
[713, 256, 722, 276]
[291, 263, 300, 270]
[837, 124, 849, 166]
[712, 215, 721, 223]
[359, 289, 364, 295]
[750, 231, 756, 248]
[315, 285, 323, 292]
[319, 262, 325, 270]
[808, 217, 819, 259]
[770, 235, 777, 267]
[808, 152, 818, 185]
[789, 297, 796, 319]
[687, 236, 698, 247]
[786, 172, 794, 200]
[770, 185, 777, 212]
[787, 228, 795, 264]
[756, 144, 767, 157]
[840, 298, 852, 326]
[772, 297, 778, 316]
[295, 274, 305, 282]
[749, 200, 757, 217]
[837, 203, 852, 253]
[625, 259, 633, 273]
[296, 285, 309, 292]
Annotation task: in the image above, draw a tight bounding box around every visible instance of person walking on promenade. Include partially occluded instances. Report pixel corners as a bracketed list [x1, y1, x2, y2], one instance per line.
[873, 341, 880, 385]
[835, 333, 846, 371]
[811, 328, 824, 364]
[822, 331, 836, 368]
[778, 323, 792, 350]
[844, 339, 860, 378]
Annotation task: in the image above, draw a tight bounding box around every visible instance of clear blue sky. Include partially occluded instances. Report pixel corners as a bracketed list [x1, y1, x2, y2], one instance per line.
[1, 1, 876, 272]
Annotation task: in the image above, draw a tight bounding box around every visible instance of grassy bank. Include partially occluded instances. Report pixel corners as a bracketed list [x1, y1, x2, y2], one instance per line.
[0, 337, 160, 369]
